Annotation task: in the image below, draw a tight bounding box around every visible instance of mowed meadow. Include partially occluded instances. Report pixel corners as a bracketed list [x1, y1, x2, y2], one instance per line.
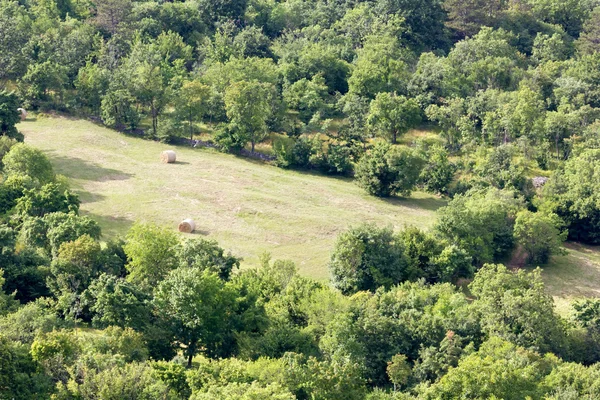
[19, 116, 600, 307]
[19, 116, 444, 279]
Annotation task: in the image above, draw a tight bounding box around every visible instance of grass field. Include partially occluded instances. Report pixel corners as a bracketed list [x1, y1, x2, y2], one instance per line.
[535, 243, 600, 315]
[18, 116, 600, 308]
[19, 116, 444, 279]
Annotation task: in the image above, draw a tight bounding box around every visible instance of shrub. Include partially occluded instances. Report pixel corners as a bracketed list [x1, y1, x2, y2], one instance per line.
[355, 143, 424, 197]
[329, 223, 411, 294]
[420, 145, 455, 194]
[3, 143, 55, 184]
[513, 210, 567, 265]
[312, 143, 354, 176]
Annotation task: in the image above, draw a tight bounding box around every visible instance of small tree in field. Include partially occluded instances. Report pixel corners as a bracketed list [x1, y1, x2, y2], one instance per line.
[355, 143, 424, 197]
[224, 80, 273, 152]
[513, 210, 567, 265]
[367, 92, 421, 144]
[175, 80, 210, 141]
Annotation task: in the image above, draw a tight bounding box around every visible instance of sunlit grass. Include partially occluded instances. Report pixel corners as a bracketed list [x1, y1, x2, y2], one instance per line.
[20, 116, 444, 280]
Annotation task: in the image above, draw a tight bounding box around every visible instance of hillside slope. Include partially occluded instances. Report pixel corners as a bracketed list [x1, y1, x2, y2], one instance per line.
[20, 116, 443, 278]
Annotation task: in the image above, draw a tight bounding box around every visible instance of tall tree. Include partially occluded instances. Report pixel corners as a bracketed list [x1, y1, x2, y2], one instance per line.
[153, 268, 235, 367]
[93, 0, 133, 35]
[224, 80, 273, 152]
[367, 92, 421, 144]
[123, 222, 178, 287]
[174, 80, 210, 141]
[0, 91, 21, 140]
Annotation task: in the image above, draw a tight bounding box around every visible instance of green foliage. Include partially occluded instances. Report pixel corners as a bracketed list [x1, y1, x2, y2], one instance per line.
[123, 222, 178, 287]
[175, 237, 240, 280]
[387, 354, 411, 390]
[470, 264, 568, 355]
[191, 381, 294, 400]
[15, 182, 80, 217]
[422, 337, 557, 399]
[419, 145, 455, 194]
[68, 362, 177, 400]
[320, 281, 476, 386]
[0, 335, 53, 400]
[83, 273, 151, 329]
[514, 210, 567, 265]
[329, 223, 410, 294]
[435, 188, 524, 265]
[273, 136, 315, 169]
[0, 90, 23, 140]
[355, 143, 425, 197]
[0, 299, 59, 344]
[3, 1, 600, 398]
[173, 79, 211, 141]
[348, 34, 410, 98]
[224, 80, 274, 152]
[367, 92, 421, 144]
[20, 212, 101, 256]
[153, 268, 235, 366]
[311, 142, 354, 176]
[283, 75, 329, 123]
[398, 226, 473, 283]
[541, 149, 600, 244]
[3, 143, 55, 184]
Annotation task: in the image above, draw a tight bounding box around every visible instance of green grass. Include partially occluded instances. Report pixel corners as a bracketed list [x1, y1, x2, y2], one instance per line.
[19, 116, 444, 279]
[533, 243, 600, 315]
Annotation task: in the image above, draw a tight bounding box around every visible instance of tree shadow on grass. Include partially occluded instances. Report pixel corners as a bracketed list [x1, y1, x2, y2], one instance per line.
[378, 195, 448, 212]
[184, 229, 210, 236]
[82, 212, 133, 239]
[45, 152, 134, 182]
[77, 191, 107, 205]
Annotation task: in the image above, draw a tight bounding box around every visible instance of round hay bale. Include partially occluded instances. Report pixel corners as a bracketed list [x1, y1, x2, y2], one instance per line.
[160, 150, 176, 163]
[17, 108, 27, 121]
[178, 219, 195, 233]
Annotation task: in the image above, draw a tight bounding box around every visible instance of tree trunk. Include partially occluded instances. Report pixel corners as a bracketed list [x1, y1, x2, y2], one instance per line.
[187, 340, 196, 368]
[251, 140, 255, 153]
[392, 130, 397, 144]
[189, 111, 193, 141]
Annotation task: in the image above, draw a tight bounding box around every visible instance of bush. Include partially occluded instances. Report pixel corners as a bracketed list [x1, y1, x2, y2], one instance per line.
[311, 143, 354, 176]
[329, 223, 411, 294]
[435, 188, 524, 265]
[214, 123, 245, 153]
[3, 143, 55, 184]
[513, 210, 567, 265]
[0, 136, 18, 167]
[355, 143, 424, 197]
[420, 145, 455, 194]
[273, 136, 314, 169]
[156, 118, 185, 144]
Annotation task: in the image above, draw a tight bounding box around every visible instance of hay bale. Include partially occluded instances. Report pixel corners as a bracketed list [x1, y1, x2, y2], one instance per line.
[160, 150, 176, 163]
[178, 219, 195, 233]
[17, 108, 27, 121]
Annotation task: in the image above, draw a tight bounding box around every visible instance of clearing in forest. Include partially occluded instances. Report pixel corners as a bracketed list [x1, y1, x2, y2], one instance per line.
[19, 116, 600, 306]
[20, 116, 443, 279]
